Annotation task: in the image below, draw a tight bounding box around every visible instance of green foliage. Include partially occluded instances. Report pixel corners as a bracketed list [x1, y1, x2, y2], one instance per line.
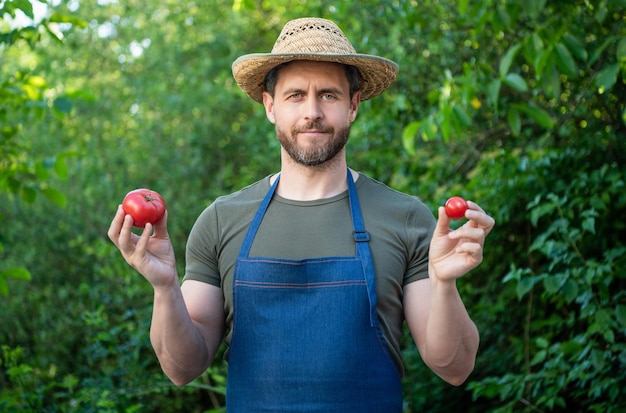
[1, 0, 624, 411]
[465, 141, 626, 412]
[402, 0, 625, 147]
[0, 238, 227, 412]
[0, 0, 84, 295]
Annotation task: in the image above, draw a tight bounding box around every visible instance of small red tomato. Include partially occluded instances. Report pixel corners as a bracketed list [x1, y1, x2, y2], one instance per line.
[122, 189, 166, 228]
[445, 196, 468, 220]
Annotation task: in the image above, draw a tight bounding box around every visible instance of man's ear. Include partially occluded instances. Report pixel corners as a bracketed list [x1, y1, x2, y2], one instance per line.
[263, 92, 276, 124]
[350, 91, 361, 122]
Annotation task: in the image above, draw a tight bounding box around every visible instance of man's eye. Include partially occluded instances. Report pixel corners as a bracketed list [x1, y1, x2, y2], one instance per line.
[322, 94, 336, 100]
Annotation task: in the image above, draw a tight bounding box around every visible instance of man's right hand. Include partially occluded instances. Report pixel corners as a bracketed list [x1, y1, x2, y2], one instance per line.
[107, 205, 178, 289]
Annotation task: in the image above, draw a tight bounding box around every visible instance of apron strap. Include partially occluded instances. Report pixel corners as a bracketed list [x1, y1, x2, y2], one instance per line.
[238, 174, 280, 258]
[347, 170, 378, 327]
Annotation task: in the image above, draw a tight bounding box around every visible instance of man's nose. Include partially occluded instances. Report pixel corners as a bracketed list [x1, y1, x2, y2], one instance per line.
[304, 97, 323, 121]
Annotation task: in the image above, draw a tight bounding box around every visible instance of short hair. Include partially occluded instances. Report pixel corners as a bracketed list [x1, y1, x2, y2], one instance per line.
[264, 62, 362, 99]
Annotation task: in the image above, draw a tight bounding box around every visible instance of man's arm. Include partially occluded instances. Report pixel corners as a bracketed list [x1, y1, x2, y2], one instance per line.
[403, 278, 479, 385]
[150, 280, 225, 386]
[108, 206, 225, 385]
[404, 201, 494, 385]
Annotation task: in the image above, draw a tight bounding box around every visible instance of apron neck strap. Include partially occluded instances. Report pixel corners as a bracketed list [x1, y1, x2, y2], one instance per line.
[346, 170, 369, 244]
[237, 174, 280, 258]
[347, 170, 378, 327]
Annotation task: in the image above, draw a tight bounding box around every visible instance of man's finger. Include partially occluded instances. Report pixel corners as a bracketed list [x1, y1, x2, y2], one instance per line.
[135, 222, 153, 255]
[117, 214, 136, 252]
[434, 206, 452, 235]
[152, 210, 169, 239]
[107, 205, 125, 244]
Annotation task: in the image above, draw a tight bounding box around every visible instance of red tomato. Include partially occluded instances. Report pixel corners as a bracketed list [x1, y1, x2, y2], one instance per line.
[445, 196, 468, 220]
[122, 189, 166, 228]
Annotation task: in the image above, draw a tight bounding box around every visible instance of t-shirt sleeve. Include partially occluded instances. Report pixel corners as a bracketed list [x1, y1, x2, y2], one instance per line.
[183, 203, 222, 287]
[403, 199, 436, 285]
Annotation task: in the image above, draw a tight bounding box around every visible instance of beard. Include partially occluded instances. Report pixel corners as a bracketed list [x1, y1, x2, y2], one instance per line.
[277, 120, 351, 167]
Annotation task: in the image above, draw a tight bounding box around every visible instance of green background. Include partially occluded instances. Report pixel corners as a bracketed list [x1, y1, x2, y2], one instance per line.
[1, 0, 625, 411]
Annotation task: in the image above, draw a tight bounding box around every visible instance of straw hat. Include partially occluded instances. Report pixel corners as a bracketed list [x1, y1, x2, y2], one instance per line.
[232, 17, 399, 103]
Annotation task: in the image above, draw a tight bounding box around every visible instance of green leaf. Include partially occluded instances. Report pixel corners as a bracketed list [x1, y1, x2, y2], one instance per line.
[616, 305, 626, 327]
[54, 97, 73, 114]
[560, 340, 583, 356]
[62, 374, 80, 390]
[507, 108, 521, 136]
[618, 37, 626, 62]
[595, 63, 620, 93]
[65, 88, 97, 101]
[524, 33, 545, 66]
[541, 66, 561, 100]
[495, 7, 512, 31]
[594, 3, 608, 23]
[591, 349, 605, 371]
[440, 104, 452, 141]
[594, 309, 612, 330]
[54, 156, 69, 180]
[589, 37, 615, 66]
[562, 33, 588, 62]
[21, 186, 36, 204]
[421, 116, 438, 141]
[562, 279, 579, 303]
[503, 73, 528, 92]
[0, 277, 7, 296]
[543, 274, 565, 294]
[582, 216, 595, 234]
[232, 0, 256, 11]
[27, 75, 47, 88]
[452, 104, 472, 127]
[12, 0, 34, 19]
[42, 22, 65, 44]
[487, 79, 501, 110]
[499, 43, 522, 79]
[525, 0, 546, 19]
[49, 13, 88, 28]
[41, 188, 67, 208]
[458, 0, 469, 15]
[529, 197, 556, 226]
[554, 42, 578, 77]
[530, 349, 547, 365]
[402, 121, 420, 155]
[516, 276, 536, 300]
[1, 267, 31, 281]
[35, 161, 50, 180]
[536, 337, 549, 349]
[512, 102, 555, 129]
[533, 49, 552, 78]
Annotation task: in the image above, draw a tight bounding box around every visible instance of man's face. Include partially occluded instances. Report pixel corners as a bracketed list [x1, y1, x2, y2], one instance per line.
[262, 60, 361, 167]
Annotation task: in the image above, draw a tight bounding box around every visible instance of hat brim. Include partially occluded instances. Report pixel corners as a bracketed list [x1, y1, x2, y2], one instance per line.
[232, 53, 399, 103]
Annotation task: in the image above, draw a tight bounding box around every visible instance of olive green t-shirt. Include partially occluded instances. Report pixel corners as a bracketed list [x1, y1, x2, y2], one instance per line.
[183, 173, 436, 374]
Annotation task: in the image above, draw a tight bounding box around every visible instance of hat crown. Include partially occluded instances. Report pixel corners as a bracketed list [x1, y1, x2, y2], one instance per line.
[271, 18, 357, 55]
[232, 17, 398, 103]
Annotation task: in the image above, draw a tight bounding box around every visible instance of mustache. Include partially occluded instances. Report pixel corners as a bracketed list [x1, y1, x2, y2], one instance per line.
[293, 121, 334, 134]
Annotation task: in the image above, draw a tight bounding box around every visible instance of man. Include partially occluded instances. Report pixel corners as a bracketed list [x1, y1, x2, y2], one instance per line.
[108, 17, 495, 412]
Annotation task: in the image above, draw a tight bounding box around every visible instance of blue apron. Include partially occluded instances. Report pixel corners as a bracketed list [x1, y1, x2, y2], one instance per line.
[226, 170, 402, 412]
